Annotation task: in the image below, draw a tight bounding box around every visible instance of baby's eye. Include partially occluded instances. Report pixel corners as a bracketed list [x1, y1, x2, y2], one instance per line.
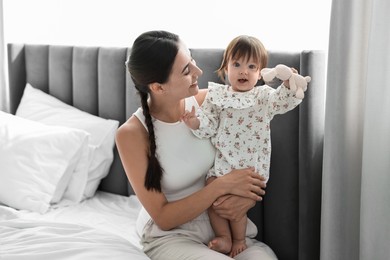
[249, 64, 258, 70]
[233, 62, 240, 68]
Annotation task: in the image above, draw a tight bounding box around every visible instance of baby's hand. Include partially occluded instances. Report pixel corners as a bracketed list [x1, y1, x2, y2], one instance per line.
[181, 106, 200, 130]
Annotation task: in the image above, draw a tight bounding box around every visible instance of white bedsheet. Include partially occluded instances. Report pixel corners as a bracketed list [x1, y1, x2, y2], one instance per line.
[0, 191, 150, 260]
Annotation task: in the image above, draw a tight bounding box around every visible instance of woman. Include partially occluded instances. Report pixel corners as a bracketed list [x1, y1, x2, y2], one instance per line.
[116, 30, 277, 259]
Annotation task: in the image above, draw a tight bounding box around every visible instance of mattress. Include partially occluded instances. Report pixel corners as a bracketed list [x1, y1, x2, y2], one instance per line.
[0, 191, 150, 260]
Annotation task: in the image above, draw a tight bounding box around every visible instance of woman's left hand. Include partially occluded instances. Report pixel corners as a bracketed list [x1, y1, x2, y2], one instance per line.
[212, 195, 257, 221]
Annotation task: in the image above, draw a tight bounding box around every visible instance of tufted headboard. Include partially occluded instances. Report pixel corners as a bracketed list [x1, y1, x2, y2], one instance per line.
[7, 43, 326, 260]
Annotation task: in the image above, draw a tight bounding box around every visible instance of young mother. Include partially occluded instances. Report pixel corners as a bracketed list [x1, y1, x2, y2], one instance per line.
[116, 30, 277, 260]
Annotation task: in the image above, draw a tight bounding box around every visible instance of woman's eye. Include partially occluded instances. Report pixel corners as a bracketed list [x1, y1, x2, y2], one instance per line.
[184, 59, 198, 75]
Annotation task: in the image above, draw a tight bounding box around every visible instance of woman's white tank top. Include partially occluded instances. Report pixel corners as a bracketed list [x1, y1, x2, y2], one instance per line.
[133, 96, 215, 235]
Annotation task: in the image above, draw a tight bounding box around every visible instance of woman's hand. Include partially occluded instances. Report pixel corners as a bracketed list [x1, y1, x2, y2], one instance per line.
[216, 167, 266, 201]
[212, 195, 257, 221]
[212, 172, 267, 221]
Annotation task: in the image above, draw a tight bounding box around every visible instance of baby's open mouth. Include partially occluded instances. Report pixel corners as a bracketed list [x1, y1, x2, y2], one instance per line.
[238, 79, 248, 83]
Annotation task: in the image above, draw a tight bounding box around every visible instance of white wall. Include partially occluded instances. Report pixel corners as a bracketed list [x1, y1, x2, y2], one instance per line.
[3, 0, 331, 51]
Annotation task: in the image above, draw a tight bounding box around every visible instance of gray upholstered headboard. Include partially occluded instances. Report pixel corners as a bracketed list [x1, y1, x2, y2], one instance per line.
[7, 44, 131, 196]
[7, 43, 326, 260]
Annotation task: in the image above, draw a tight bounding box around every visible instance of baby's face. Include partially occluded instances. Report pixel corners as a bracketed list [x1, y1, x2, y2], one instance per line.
[226, 56, 261, 92]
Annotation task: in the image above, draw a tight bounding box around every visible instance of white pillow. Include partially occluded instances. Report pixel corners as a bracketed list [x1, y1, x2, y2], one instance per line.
[16, 83, 119, 199]
[0, 111, 90, 213]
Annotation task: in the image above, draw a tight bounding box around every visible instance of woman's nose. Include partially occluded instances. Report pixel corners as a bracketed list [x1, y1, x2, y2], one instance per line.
[195, 65, 203, 76]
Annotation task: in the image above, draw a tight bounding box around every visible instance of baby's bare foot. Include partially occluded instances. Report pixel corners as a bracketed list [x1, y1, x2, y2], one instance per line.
[229, 239, 247, 257]
[208, 236, 232, 254]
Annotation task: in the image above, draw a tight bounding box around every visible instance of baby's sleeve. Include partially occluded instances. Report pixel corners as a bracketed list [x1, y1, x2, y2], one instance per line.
[191, 95, 220, 139]
[267, 84, 302, 119]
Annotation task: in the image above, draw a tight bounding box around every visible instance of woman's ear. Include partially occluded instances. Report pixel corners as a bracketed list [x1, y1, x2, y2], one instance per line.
[149, 82, 165, 94]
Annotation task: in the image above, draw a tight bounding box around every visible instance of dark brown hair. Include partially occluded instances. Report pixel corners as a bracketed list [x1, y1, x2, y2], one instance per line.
[126, 30, 180, 192]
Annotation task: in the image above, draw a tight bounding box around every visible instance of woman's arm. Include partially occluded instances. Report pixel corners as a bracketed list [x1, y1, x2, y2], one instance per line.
[116, 116, 264, 231]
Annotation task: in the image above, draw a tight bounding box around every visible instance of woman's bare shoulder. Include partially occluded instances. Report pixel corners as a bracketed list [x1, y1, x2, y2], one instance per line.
[116, 115, 147, 146]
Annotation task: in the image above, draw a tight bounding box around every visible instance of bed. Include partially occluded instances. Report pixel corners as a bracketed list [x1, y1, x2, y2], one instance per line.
[1, 43, 326, 260]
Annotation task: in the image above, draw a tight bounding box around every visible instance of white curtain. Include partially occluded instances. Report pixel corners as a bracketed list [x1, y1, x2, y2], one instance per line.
[0, 0, 7, 112]
[321, 0, 390, 259]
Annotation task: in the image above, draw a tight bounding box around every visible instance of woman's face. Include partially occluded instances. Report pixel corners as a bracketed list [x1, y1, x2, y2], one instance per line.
[162, 42, 203, 99]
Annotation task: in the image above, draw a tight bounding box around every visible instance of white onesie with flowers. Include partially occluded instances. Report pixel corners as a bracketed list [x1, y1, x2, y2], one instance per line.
[192, 82, 302, 181]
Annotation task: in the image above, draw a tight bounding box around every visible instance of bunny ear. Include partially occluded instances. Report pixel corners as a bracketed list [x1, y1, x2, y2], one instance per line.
[301, 76, 311, 92]
[260, 68, 272, 76]
[295, 88, 305, 99]
[289, 76, 297, 92]
[261, 68, 276, 82]
[275, 65, 292, 81]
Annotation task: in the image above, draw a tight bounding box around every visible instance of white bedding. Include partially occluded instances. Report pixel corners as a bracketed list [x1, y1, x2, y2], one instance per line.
[0, 191, 150, 260]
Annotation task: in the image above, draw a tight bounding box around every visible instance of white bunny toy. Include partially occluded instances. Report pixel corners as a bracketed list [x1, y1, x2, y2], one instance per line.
[261, 64, 311, 99]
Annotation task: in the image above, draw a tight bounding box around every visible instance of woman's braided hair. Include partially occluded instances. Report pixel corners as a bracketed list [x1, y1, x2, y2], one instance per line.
[126, 30, 179, 192]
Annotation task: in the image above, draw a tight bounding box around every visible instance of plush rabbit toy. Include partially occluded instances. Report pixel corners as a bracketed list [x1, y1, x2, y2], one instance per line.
[261, 64, 311, 99]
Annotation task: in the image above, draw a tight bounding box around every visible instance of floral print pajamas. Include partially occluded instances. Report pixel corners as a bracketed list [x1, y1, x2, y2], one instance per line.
[192, 82, 302, 180]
